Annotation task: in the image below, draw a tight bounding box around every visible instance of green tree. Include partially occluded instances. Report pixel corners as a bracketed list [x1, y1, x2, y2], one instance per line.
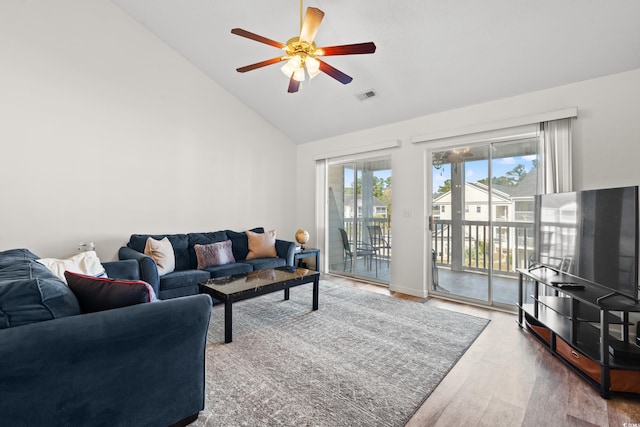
[375, 176, 392, 217]
[438, 179, 451, 194]
[506, 164, 527, 185]
[477, 164, 529, 187]
[346, 175, 393, 217]
[477, 176, 512, 187]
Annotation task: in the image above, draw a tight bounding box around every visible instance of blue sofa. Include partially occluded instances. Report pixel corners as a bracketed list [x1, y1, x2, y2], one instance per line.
[0, 248, 211, 427]
[119, 228, 296, 300]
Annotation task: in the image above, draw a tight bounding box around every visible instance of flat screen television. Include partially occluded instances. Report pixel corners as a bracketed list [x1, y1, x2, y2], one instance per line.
[533, 185, 639, 302]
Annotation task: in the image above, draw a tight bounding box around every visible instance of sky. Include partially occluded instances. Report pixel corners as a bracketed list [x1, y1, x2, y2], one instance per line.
[342, 154, 537, 193]
[432, 155, 537, 193]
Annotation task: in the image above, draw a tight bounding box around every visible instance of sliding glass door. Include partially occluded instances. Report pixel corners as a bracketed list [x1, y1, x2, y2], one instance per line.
[430, 137, 539, 307]
[327, 157, 392, 284]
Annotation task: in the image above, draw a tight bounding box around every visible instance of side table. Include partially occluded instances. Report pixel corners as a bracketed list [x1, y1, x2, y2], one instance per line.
[294, 247, 320, 271]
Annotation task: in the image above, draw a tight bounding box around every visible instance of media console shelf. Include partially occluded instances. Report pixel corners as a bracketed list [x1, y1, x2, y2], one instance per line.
[517, 267, 640, 398]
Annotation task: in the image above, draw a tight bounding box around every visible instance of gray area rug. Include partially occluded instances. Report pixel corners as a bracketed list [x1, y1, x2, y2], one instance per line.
[194, 280, 489, 427]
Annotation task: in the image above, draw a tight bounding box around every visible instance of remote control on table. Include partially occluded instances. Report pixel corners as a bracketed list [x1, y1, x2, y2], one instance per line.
[551, 281, 585, 290]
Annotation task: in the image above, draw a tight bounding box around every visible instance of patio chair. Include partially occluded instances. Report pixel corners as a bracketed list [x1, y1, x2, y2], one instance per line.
[367, 225, 391, 271]
[338, 228, 376, 274]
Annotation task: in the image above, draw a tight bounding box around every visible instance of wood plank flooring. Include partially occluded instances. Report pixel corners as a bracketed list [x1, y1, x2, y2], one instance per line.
[327, 274, 640, 427]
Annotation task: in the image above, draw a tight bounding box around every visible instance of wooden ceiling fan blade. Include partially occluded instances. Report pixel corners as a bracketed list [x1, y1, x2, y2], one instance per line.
[318, 59, 353, 84]
[236, 57, 285, 73]
[299, 7, 324, 44]
[317, 42, 377, 56]
[231, 28, 286, 49]
[287, 75, 301, 93]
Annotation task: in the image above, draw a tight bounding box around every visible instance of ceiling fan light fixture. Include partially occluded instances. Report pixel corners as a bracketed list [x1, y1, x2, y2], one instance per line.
[281, 55, 305, 81]
[305, 56, 321, 78]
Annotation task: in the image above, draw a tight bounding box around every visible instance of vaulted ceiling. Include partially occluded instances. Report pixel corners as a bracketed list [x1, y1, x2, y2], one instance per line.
[110, 1, 640, 144]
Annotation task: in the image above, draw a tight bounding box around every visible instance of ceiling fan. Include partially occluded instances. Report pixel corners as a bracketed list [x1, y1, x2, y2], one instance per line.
[231, 3, 376, 93]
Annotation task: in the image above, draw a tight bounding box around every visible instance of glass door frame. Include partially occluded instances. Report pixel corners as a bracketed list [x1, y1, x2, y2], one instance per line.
[326, 155, 392, 285]
[427, 143, 494, 305]
[425, 132, 539, 310]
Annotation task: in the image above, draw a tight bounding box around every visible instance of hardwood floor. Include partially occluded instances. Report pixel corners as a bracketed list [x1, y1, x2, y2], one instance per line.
[326, 274, 640, 427]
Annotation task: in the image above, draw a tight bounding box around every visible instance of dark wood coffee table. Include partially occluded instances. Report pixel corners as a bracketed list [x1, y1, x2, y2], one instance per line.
[198, 266, 320, 343]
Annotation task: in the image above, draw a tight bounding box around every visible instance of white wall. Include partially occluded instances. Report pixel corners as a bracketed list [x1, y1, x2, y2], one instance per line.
[296, 69, 640, 297]
[0, 0, 297, 260]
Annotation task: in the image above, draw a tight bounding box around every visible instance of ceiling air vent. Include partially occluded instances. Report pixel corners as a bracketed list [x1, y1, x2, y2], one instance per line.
[355, 89, 378, 101]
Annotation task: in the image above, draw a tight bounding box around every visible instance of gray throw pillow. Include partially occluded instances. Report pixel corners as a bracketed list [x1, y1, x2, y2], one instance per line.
[194, 240, 236, 269]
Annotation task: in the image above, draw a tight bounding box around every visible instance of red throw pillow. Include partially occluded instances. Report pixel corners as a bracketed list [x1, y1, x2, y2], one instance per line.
[64, 271, 157, 313]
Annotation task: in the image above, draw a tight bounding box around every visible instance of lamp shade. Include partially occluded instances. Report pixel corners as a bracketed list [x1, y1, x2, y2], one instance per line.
[305, 57, 321, 78]
[281, 56, 305, 81]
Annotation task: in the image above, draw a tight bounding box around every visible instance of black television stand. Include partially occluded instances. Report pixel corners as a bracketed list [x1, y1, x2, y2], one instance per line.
[596, 290, 638, 305]
[527, 263, 559, 275]
[517, 268, 640, 398]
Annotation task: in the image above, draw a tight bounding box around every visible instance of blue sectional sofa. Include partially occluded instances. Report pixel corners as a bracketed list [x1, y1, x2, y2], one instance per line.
[119, 227, 296, 300]
[0, 248, 211, 427]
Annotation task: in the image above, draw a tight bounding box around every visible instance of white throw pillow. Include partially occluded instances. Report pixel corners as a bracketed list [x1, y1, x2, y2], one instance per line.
[37, 251, 108, 284]
[144, 237, 175, 276]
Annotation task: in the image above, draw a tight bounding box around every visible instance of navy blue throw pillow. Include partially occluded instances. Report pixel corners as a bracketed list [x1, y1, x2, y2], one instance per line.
[226, 227, 264, 261]
[64, 271, 157, 313]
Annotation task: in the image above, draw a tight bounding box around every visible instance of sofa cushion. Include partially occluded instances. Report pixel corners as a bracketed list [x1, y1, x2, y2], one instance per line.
[188, 231, 228, 268]
[0, 262, 35, 281]
[0, 248, 40, 268]
[226, 227, 264, 261]
[36, 251, 107, 283]
[144, 237, 175, 276]
[202, 262, 253, 278]
[128, 234, 191, 271]
[157, 284, 200, 300]
[159, 269, 210, 292]
[0, 261, 59, 282]
[194, 240, 235, 269]
[0, 277, 81, 329]
[246, 229, 277, 260]
[64, 271, 157, 313]
[243, 257, 287, 270]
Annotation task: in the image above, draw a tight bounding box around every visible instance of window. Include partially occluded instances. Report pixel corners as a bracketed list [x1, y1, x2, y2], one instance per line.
[476, 206, 482, 213]
[515, 200, 534, 221]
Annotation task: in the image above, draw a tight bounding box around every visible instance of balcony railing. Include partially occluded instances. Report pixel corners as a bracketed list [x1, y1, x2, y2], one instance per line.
[433, 219, 534, 276]
[339, 218, 534, 278]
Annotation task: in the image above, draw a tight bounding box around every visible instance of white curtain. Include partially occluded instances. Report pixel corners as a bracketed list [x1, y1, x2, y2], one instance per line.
[539, 118, 572, 194]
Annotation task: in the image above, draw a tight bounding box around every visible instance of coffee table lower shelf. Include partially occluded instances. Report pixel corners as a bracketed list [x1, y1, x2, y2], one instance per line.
[198, 267, 320, 343]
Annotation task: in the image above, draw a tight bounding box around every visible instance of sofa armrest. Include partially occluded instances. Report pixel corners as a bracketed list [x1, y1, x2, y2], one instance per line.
[0, 294, 212, 427]
[102, 259, 140, 280]
[118, 246, 160, 295]
[275, 239, 296, 267]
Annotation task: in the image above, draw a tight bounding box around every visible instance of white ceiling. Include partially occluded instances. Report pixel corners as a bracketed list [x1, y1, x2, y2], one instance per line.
[110, 1, 640, 144]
